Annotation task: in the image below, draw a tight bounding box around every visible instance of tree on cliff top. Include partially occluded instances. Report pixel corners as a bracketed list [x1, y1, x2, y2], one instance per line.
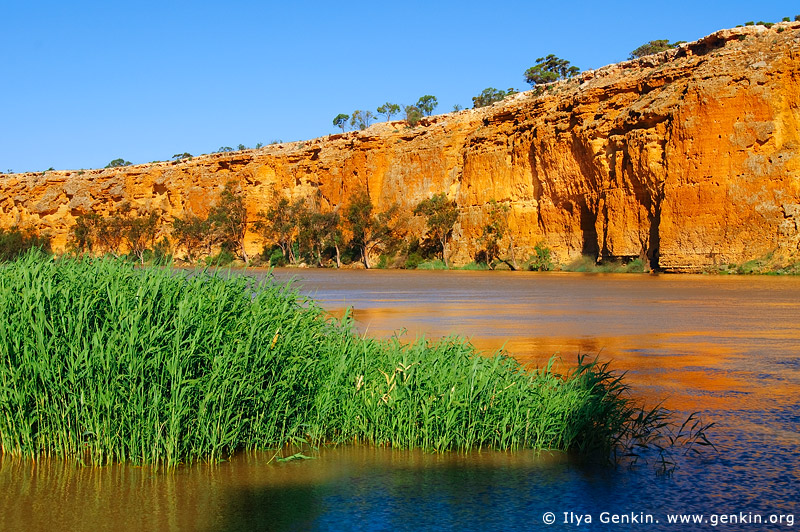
[105, 158, 132, 168]
[416, 95, 438, 116]
[333, 113, 350, 132]
[350, 110, 376, 130]
[628, 40, 681, 59]
[524, 55, 579, 86]
[377, 102, 401, 121]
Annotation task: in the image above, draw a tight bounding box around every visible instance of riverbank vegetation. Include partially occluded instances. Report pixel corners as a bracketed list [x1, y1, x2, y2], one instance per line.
[3, 199, 794, 275]
[701, 253, 800, 276]
[562, 255, 647, 274]
[64, 182, 510, 270]
[0, 254, 712, 467]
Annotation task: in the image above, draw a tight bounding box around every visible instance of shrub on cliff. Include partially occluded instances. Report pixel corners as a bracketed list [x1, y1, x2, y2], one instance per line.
[105, 158, 132, 168]
[472, 87, 511, 108]
[405, 105, 422, 127]
[524, 55, 579, 86]
[628, 40, 680, 59]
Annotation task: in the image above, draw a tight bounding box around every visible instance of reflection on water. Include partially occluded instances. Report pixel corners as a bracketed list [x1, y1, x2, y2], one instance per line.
[272, 270, 800, 414]
[2, 270, 799, 531]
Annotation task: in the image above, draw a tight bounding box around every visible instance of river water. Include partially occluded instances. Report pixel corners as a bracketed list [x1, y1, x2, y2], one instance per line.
[1, 270, 798, 531]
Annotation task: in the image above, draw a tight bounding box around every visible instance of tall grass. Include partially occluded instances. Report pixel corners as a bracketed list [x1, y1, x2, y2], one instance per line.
[0, 254, 705, 466]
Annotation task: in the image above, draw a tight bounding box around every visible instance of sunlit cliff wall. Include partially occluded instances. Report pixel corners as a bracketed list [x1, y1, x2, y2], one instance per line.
[2, 24, 799, 271]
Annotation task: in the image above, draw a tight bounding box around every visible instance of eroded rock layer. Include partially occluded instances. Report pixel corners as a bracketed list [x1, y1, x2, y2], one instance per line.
[2, 24, 799, 271]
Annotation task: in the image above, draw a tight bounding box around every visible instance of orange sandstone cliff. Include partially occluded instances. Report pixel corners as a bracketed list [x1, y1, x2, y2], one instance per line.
[2, 24, 799, 271]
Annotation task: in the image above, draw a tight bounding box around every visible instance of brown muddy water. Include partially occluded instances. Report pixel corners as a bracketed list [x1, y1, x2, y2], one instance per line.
[2, 270, 798, 531]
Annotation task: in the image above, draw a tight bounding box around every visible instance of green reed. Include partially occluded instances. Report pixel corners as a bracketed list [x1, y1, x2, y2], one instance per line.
[0, 254, 707, 466]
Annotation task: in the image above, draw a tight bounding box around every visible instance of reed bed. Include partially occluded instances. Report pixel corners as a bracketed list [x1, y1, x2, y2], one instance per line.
[0, 254, 698, 466]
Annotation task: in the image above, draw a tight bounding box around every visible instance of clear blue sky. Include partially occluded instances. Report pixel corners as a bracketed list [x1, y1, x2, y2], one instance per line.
[2, 1, 797, 172]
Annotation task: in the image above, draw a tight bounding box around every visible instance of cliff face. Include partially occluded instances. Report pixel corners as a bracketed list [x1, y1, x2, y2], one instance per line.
[2, 24, 800, 271]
